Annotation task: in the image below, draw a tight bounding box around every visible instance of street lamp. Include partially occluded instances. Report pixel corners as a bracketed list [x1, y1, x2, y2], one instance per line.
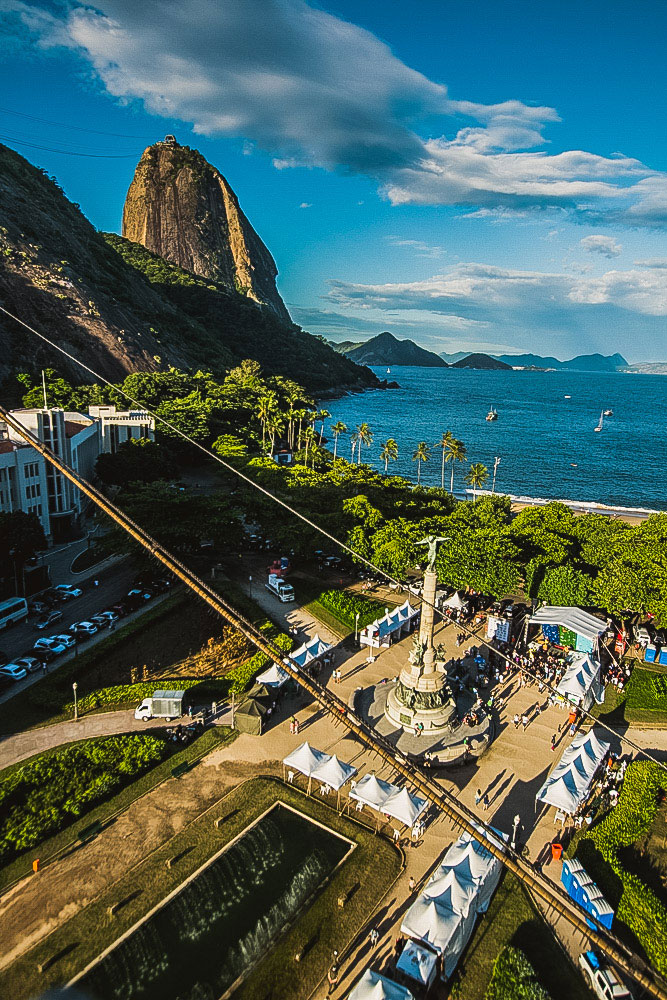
[354, 611, 360, 643]
[249, 575, 253, 599]
[511, 813, 521, 850]
[492, 456, 501, 494]
[73, 682, 78, 721]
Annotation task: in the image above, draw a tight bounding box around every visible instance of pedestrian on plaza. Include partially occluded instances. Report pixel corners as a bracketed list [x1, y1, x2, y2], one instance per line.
[369, 927, 379, 948]
[513, 713, 520, 729]
[188, 703, 193, 718]
[94, 578, 99, 587]
[294, 718, 300, 735]
[41, 660, 47, 675]
[551, 734, 557, 752]
[411, 822, 420, 843]
[522, 714, 529, 731]
[482, 793, 490, 811]
[408, 875, 416, 892]
[393, 827, 400, 843]
[327, 962, 339, 995]
[475, 788, 482, 807]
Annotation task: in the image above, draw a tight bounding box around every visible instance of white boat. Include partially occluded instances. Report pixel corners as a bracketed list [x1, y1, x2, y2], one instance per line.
[486, 407, 498, 422]
[386, 367, 391, 374]
[594, 411, 603, 432]
[564, 394, 571, 399]
[604, 408, 613, 417]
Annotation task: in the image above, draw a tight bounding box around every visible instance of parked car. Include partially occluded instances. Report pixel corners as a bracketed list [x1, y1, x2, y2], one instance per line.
[54, 584, 83, 599]
[125, 589, 152, 610]
[69, 621, 98, 637]
[92, 610, 119, 625]
[13, 656, 41, 673]
[34, 637, 67, 655]
[35, 610, 63, 630]
[52, 632, 76, 648]
[0, 663, 27, 682]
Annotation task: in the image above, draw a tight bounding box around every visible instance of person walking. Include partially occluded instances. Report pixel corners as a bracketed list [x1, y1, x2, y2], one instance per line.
[551, 733, 557, 752]
[482, 793, 490, 811]
[521, 714, 529, 731]
[475, 788, 482, 807]
[408, 875, 416, 892]
[327, 961, 339, 995]
[513, 713, 520, 729]
[369, 926, 379, 948]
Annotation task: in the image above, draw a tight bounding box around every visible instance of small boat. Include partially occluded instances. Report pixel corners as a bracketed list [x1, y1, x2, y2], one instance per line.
[594, 411, 603, 433]
[386, 367, 391, 375]
[564, 394, 571, 399]
[604, 408, 613, 417]
[486, 407, 498, 421]
[571, 463, 578, 468]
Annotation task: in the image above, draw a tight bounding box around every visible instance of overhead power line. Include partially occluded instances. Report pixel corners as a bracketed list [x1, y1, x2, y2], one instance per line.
[0, 106, 155, 140]
[0, 303, 662, 775]
[0, 134, 141, 159]
[1, 403, 663, 1000]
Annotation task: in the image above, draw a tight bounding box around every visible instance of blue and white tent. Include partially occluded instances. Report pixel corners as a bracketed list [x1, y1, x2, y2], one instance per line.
[360, 600, 419, 648]
[286, 633, 331, 668]
[536, 729, 609, 815]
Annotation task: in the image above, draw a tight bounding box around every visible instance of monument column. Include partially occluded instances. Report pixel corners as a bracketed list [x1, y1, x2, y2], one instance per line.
[419, 567, 438, 672]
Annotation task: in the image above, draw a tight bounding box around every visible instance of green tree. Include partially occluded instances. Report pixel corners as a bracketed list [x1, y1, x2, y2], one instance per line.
[434, 430, 454, 489]
[212, 434, 249, 460]
[354, 422, 373, 465]
[330, 420, 347, 461]
[465, 462, 489, 499]
[95, 438, 171, 486]
[380, 438, 399, 473]
[257, 392, 279, 450]
[412, 441, 430, 484]
[0, 512, 47, 593]
[445, 437, 467, 493]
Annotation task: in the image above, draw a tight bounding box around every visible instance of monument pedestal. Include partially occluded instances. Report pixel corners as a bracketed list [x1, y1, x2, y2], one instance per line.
[384, 567, 457, 734]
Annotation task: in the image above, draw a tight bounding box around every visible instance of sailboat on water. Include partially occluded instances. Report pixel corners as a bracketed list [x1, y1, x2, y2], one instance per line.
[594, 411, 604, 433]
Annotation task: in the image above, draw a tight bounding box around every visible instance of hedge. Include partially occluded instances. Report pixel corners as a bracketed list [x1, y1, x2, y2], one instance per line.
[227, 629, 293, 693]
[316, 589, 384, 630]
[575, 761, 667, 974]
[484, 947, 550, 1000]
[625, 668, 667, 712]
[0, 735, 166, 862]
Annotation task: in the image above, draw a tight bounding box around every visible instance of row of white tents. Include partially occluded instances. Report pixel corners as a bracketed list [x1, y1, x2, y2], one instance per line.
[398, 826, 507, 982]
[536, 728, 610, 816]
[554, 652, 604, 712]
[359, 600, 420, 650]
[256, 633, 333, 689]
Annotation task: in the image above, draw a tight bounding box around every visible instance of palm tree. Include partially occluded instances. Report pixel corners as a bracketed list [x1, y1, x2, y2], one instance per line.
[465, 462, 489, 500]
[303, 425, 316, 466]
[445, 437, 467, 494]
[412, 441, 430, 484]
[380, 438, 399, 473]
[293, 408, 307, 451]
[314, 409, 330, 444]
[330, 420, 347, 461]
[350, 432, 359, 463]
[266, 414, 285, 455]
[434, 430, 454, 489]
[257, 393, 278, 450]
[355, 422, 373, 465]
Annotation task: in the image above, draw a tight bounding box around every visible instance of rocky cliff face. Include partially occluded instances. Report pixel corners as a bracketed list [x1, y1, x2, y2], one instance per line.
[122, 139, 290, 323]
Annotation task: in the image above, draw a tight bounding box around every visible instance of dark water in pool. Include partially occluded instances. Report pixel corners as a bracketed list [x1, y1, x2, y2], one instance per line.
[76, 805, 350, 1000]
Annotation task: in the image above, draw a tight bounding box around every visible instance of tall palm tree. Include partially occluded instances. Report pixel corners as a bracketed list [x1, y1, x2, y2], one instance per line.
[266, 414, 285, 454]
[302, 425, 316, 466]
[350, 432, 359, 463]
[465, 462, 489, 500]
[257, 393, 278, 450]
[355, 422, 373, 465]
[293, 408, 307, 451]
[412, 441, 430, 484]
[314, 409, 330, 444]
[445, 437, 467, 494]
[434, 430, 454, 489]
[380, 438, 399, 473]
[330, 420, 347, 461]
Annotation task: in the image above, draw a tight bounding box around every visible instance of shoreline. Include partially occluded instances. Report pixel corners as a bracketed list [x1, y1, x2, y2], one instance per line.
[466, 489, 659, 524]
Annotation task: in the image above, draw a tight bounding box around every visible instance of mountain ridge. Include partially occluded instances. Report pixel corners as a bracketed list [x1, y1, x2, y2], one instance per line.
[331, 331, 447, 367]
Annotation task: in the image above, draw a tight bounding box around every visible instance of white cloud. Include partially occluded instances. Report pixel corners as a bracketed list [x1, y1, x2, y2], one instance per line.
[386, 236, 445, 258]
[299, 202, 312, 208]
[7, 0, 667, 224]
[580, 235, 622, 257]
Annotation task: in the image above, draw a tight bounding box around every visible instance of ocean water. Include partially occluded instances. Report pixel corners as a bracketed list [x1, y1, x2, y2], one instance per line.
[327, 367, 667, 511]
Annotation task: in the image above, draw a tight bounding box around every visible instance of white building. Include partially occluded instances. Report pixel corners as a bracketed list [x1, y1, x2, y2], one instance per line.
[0, 405, 154, 542]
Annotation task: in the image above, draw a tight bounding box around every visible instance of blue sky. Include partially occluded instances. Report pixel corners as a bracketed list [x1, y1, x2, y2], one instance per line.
[2, 0, 667, 361]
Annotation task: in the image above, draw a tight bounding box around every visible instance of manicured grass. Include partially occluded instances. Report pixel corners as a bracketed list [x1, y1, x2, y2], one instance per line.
[592, 668, 667, 727]
[0, 727, 235, 892]
[449, 872, 590, 1000]
[0, 777, 401, 1000]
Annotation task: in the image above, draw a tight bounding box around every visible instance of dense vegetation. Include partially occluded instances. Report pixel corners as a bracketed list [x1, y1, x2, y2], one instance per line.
[484, 947, 550, 1000]
[0, 735, 166, 862]
[575, 761, 667, 974]
[316, 589, 385, 630]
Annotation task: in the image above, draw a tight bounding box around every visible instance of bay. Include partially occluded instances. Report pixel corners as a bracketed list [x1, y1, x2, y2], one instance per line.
[327, 367, 667, 511]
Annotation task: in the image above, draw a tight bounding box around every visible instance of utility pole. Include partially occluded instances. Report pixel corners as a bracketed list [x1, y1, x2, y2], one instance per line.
[354, 611, 360, 643]
[248, 575, 253, 599]
[73, 681, 78, 721]
[42, 369, 48, 409]
[492, 456, 501, 494]
[231, 689, 235, 729]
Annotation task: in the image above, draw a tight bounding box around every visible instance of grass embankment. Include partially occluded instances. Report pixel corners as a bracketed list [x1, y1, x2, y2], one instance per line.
[449, 872, 589, 1000]
[483, 946, 549, 1000]
[592, 663, 667, 727]
[302, 585, 389, 639]
[569, 760, 667, 975]
[1, 776, 401, 1000]
[0, 584, 290, 736]
[0, 727, 235, 892]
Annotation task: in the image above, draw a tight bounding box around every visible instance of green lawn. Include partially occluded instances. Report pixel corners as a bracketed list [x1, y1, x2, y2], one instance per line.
[448, 872, 590, 1000]
[1, 777, 402, 1000]
[0, 727, 236, 893]
[592, 666, 667, 727]
[303, 585, 393, 638]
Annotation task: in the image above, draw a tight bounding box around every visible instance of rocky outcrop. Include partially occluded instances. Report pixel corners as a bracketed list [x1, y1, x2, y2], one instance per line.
[122, 138, 290, 323]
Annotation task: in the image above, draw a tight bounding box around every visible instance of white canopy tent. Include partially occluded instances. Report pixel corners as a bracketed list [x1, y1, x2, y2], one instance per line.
[529, 605, 606, 653]
[360, 600, 419, 649]
[555, 652, 604, 711]
[442, 591, 466, 611]
[348, 969, 415, 1000]
[382, 787, 428, 828]
[310, 754, 357, 805]
[349, 773, 398, 814]
[283, 742, 331, 792]
[536, 729, 609, 815]
[395, 940, 438, 988]
[255, 662, 290, 688]
[401, 898, 470, 978]
[433, 835, 504, 914]
[287, 634, 332, 669]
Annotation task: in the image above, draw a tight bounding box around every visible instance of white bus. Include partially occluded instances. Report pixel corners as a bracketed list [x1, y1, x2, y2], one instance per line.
[0, 597, 28, 629]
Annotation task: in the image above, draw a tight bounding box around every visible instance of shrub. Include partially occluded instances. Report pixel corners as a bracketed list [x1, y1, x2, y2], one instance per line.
[227, 630, 293, 693]
[316, 589, 384, 630]
[485, 946, 550, 1000]
[575, 761, 667, 974]
[0, 735, 166, 862]
[625, 669, 667, 712]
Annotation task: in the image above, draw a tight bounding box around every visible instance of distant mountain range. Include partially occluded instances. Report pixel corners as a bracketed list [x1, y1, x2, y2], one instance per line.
[330, 331, 447, 367]
[447, 351, 629, 371]
[450, 353, 511, 370]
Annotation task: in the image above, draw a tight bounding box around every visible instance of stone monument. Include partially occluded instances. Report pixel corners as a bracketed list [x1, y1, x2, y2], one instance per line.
[385, 535, 457, 733]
